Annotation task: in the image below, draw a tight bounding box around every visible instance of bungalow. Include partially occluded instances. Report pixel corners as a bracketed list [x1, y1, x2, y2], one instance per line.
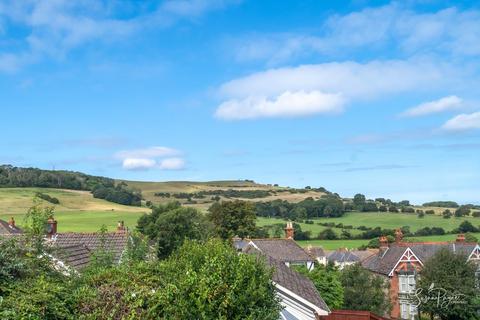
[362, 229, 480, 320]
[240, 222, 316, 270]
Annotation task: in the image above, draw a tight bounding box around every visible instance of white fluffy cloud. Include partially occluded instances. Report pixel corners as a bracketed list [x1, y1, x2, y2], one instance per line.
[116, 146, 185, 171]
[122, 158, 156, 170]
[215, 59, 457, 120]
[215, 90, 345, 120]
[442, 112, 480, 131]
[401, 95, 463, 117]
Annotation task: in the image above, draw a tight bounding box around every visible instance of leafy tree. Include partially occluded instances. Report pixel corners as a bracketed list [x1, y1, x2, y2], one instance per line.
[137, 203, 211, 259]
[341, 263, 391, 315]
[362, 202, 378, 212]
[208, 200, 257, 239]
[455, 205, 471, 217]
[295, 264, 344, 310]
[353, 194, 366, 210]
[156, 239, 281, 319]
[416, 248, 479, 320]
[292, 223, 311, 240]
[389, 206, 399, 213]
[442, 209, 452, 219]
[417, 211, 425, 218]
[317, 228, 338, 240]
[472, 211, 480, 218]
[456, 220, 478, 233]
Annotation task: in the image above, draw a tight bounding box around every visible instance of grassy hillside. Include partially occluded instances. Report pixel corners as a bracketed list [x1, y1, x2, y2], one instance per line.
[0, 188, 148, 232]
[122, 179, 328, 209]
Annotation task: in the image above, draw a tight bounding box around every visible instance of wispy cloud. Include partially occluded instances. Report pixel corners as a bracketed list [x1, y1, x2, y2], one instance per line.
[229, 4, 480, 64]
[442, 112, 480, 131]
[115, 146, 185, 171]
[400, 95, 463, 117]
[0, 0, 240, 72]
[215, 90, 345, 120]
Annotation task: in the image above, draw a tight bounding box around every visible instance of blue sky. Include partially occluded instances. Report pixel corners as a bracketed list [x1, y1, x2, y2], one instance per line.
[1, 0, 480, 204]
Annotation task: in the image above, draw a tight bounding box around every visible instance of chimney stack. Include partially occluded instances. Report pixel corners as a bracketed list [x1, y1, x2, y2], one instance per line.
[395, 228, 403, 243]
[379, 236, 389, 249]
[117, 220, 126, 232]
[456, 233, 465, 243]
[46, 216, 57, 238]
[285, 222, 294, 239]
[8, 216, 15, 227]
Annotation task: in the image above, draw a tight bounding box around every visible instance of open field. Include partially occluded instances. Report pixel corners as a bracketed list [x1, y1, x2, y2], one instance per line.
[297, 233, 480, 250]
[0, 188, 149, 232]
[259, 211, 478, 234]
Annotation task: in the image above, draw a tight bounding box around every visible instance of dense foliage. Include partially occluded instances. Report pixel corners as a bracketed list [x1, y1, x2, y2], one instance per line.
[255, 195, 345, 220]
[208, 200, 258, 239]
[92, 181, 142, 206]
[295, 264, 344, 310]
[35, 191, 60, 204]
[0, 165, 142, 206]
[341, 263, 391, 315]
[155, 189, 273, 199]
[0, 236, 281, 320]
[416, 248, 479, 320]
[0, 165, 113, 190]
[137, 202, 211, 259]
[423, 201, 460, 208]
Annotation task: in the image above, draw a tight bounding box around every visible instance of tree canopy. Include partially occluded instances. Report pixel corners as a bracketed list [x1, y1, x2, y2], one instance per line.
[207, 200, 257, 239]
[416, 248, 479, 320]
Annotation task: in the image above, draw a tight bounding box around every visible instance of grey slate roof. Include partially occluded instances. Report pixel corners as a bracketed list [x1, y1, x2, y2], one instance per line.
[53, 244, 91, 271]
[245, 246, 330, 312]
[0, 219, 23, 235]
[247, 239, 314, 263]
[327, 250, 361, 263]
[363, 242, 478, 276]
[52, 232, 128, 264]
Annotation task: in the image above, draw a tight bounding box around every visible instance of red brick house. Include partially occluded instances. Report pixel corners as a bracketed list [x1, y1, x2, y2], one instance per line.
[362, 230, 480, 320]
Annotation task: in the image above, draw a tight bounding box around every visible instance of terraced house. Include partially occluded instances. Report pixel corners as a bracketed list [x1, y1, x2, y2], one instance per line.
[363, 230, 480, 320]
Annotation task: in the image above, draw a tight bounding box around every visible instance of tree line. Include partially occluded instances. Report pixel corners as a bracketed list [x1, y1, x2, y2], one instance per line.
[0, 165, 142, 206]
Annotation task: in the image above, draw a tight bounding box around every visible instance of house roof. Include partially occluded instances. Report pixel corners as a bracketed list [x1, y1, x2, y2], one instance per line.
[245, 246, 330, 312]
[305, 246, 326, 259]
[52, 244, 91, 271]
[51, 232, 128, 264]
[246, 239, 314, 263]
[0, 219, 23, 235]
[363, 242, 478, 276]
[328, 250, 361, 263]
